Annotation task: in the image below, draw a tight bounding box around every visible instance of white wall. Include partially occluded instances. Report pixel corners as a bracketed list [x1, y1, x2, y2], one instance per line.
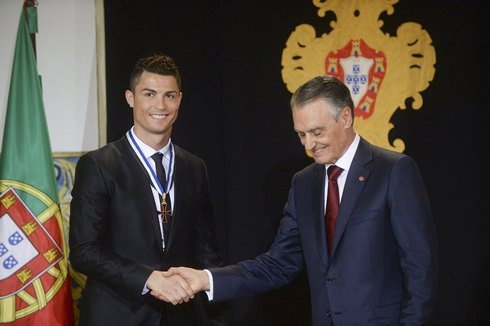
[0, 0, 99, 153]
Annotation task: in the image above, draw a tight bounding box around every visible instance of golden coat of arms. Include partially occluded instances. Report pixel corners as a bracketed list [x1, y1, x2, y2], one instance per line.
[282, 0, 436, 152]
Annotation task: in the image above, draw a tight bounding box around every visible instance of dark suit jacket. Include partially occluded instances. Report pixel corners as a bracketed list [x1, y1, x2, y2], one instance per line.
[211, 137, 438, 326]
[70, 136, 228, 326]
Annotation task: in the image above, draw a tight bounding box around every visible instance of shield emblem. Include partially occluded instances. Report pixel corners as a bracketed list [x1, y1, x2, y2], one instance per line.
[325, 39, 387, 120]
[0, 188, 63, 298]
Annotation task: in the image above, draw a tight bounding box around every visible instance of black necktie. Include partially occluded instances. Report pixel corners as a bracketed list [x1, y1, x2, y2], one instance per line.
[151, 152, 172, 244]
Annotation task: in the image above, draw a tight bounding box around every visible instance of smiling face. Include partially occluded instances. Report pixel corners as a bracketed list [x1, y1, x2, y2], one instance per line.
[293, 98, 355, 165]
[125, 71, 182, 149]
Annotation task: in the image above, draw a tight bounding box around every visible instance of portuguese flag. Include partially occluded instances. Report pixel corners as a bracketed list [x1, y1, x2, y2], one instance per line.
[0, 8, 74, 326]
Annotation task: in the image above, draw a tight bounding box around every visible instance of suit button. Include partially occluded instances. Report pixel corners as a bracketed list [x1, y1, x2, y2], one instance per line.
[326, 311, 331, 317]
[326, 276, 332, 284]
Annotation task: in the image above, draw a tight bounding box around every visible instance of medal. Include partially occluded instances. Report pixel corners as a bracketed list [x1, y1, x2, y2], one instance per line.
[158, 193, 172, 223]
[128, 130, 175, 223]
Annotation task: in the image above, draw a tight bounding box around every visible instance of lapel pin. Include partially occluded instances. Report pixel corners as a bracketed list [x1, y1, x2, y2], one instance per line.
[359, 176, 365, 182]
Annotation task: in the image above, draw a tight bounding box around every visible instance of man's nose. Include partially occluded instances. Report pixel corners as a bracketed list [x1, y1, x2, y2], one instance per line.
[304, 134, 315, 151]
[156, 96, 167, 109]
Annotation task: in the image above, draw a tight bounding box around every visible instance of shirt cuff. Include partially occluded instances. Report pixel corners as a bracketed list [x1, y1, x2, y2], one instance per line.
[142, 282, 150, 295]
[204, 269, 214, 301]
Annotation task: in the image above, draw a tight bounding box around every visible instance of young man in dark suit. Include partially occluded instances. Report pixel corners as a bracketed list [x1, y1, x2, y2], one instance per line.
[69, 54, 229, 326]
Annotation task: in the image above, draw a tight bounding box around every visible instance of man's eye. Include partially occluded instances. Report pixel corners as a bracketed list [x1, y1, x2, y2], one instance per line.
[144, 93, 154, 97]
[166, 94, 175, 99]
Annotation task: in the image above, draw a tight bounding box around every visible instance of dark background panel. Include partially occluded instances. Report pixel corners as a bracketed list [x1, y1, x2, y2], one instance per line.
[104, 0, 490, 324]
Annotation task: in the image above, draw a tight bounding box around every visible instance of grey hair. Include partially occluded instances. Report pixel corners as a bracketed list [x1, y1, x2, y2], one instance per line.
[290, 75, 354, 121]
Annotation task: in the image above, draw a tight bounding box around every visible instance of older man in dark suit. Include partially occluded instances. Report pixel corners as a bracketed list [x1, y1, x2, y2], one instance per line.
[162, 75, 438, 325]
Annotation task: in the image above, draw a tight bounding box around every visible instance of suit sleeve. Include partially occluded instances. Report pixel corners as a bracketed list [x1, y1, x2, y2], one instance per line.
[388, 156, 438, 323]
[69, 153, 154, 304]
[210, 173, 304, 302]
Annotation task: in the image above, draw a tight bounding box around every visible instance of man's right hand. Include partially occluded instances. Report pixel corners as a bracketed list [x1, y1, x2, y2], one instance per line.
[162, 267, 210, 296]
[146, 270, 194, 305]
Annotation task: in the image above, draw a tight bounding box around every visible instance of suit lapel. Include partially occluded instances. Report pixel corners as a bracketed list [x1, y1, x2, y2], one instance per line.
[120, 137, 165, 254]
[330, 138, 372, 260]
[310, 165, 330, 270]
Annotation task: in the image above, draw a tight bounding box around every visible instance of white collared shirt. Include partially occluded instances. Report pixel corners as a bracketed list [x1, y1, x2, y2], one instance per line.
[323, 133, 360, 213]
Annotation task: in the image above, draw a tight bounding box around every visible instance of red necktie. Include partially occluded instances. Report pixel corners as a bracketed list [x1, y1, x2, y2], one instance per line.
[326, 165, 343, 255]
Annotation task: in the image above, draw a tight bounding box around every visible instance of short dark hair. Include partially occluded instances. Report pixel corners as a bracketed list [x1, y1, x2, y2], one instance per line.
[129, 54, 181, 92]
[290, 75, 354, 121]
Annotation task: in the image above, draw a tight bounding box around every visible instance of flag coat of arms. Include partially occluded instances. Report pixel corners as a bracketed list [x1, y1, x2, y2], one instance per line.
[0, 8, 74, 326]
[325, 39, 387, 120]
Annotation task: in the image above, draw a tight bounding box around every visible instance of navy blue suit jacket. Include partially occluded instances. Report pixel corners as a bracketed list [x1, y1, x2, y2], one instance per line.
[211, 137, 438, 326]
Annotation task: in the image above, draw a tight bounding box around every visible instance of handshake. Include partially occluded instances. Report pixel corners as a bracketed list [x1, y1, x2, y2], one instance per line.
[146, 267, 210, 305]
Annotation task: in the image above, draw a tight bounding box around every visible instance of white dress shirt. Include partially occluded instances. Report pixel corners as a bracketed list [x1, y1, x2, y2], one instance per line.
[323, 132, 360, 212]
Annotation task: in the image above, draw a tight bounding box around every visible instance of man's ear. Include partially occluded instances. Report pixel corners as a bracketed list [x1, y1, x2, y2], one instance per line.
[125, 90, 134, 108]
[341, 106, 353, 129]
[177, 92, 182, 107]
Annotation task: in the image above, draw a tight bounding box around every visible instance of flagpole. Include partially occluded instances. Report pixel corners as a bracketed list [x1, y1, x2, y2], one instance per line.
[23, 0, 38, 59]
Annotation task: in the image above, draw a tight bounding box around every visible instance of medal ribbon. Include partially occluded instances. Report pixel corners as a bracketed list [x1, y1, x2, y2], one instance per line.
[128, 129, 174, 197]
